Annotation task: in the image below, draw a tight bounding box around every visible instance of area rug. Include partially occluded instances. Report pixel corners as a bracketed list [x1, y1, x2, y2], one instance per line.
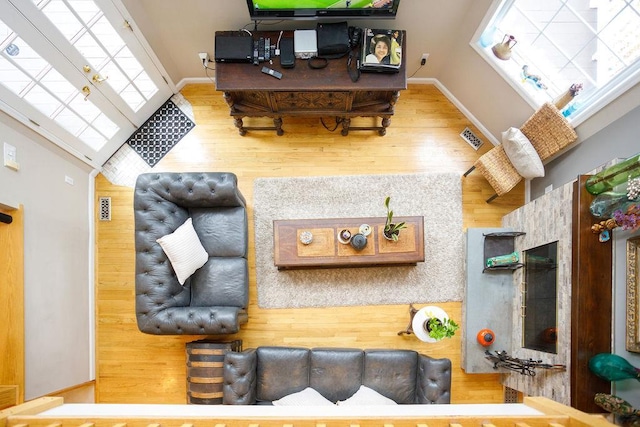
[253, 173, 464, 309]
[126, 99, 195, 167]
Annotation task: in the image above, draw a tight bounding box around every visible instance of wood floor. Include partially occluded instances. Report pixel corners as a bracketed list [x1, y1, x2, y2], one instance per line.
[94, 83, 524, 404]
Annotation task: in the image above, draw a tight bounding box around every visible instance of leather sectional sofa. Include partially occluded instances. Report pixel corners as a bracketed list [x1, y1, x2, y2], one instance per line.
[134, 172, 248, 335]
[223, 346, 452, 405]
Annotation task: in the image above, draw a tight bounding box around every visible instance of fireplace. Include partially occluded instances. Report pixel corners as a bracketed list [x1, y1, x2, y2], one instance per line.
[501, 184, 572, 406]
[523, 241, 558, 354]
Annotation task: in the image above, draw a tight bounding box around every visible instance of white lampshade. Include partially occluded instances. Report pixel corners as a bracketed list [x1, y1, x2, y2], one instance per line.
[412, 305, 449, 343]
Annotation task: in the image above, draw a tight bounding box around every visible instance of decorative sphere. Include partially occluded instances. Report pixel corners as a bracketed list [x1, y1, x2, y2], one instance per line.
[477, 328, 495, 347]
[350, 233, 367, 251]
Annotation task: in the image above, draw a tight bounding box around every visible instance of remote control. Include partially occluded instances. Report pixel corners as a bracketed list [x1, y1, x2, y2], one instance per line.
[261, 66, 282, 79]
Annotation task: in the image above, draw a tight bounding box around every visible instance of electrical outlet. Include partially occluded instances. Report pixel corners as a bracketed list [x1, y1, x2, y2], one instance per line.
[198, 52, 209, 68]
[420, 53, 429, 66]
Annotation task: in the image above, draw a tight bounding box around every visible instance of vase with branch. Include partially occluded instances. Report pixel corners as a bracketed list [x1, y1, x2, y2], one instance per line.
[383, 196, 407, 241]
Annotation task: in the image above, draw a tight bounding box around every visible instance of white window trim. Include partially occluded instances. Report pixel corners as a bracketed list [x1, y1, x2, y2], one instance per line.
[470, 0, 640, 128]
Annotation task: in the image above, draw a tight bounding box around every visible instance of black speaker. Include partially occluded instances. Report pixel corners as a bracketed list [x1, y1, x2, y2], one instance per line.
[279, 37, 295, 69]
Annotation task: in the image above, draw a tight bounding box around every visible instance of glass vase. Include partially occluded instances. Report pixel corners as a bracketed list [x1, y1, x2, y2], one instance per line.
[589, 191, 637, 219]
[588, 353, 640, 382]
[586, 153, 640, 195]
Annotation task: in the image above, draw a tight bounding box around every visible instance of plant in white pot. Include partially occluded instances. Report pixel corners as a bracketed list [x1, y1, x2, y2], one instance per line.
[383, 196, 407, 241]
[425, 317, 459, 341]
[411, 305, 459, 343]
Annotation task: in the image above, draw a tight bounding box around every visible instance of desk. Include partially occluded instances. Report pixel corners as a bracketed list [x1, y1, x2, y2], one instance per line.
[273, 216, 423, 270]
[215, 31, 407, 136]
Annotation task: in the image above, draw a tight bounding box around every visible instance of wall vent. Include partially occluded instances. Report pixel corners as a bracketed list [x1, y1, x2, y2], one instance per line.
[504, 386, 519, 403]
[99, 197, 111, 221]
[460, 127, 483, 150]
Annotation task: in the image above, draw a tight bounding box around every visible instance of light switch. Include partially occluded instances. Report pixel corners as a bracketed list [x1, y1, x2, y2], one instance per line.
[3, 142, 19, 171]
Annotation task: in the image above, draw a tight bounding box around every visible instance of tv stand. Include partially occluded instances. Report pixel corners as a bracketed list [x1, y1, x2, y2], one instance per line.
[214, 31, 407, 136]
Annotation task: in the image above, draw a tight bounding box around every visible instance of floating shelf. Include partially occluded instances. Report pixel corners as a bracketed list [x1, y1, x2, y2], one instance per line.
[483, 231, 526, 272]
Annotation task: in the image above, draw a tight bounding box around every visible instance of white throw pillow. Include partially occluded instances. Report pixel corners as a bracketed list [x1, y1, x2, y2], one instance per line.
[501, 127, 545, 179]
[272, 387, 335, 406]
[156, 217, 208, 285]
[336, 385, 397, 406]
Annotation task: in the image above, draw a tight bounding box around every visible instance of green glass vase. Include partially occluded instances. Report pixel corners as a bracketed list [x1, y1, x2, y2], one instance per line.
[586, 153, 640, 195]
[588, 353, 640, 382]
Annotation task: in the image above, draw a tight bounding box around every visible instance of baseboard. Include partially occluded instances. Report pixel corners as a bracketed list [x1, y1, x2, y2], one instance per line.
[176, 77, 214, 90]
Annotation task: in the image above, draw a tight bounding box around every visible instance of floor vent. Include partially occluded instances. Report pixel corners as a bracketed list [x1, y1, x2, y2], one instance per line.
[460, 127, 484, 150]
[504, 386, 519, 403]
[99, 197, 112, 221]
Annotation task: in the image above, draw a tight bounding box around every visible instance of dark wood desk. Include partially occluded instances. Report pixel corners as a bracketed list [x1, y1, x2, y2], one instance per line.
[273, 216, 424, 270]
[215, 31, 407, 136]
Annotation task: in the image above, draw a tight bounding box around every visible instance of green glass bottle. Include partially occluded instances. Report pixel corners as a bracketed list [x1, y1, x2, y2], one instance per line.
[588, 353, 640, 382]
[586, 153, 640, 195]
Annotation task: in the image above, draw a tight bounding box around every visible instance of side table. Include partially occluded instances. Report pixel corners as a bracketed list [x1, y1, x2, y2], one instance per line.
[185, 339, 242, 404]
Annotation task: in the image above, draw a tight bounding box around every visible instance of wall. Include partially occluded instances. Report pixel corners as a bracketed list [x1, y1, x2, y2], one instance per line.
[120, 0, 471, 86]
[120, 0, 640, 148]
[0, 111, 94, 400]
[613, 228, 640, 408]
[531, 102, 640, 199]
[529, 99, 640, 408]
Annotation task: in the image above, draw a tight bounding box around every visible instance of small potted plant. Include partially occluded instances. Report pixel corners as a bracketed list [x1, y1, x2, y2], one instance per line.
[383, 196, 407, 241]
[426, 317, 459, 341]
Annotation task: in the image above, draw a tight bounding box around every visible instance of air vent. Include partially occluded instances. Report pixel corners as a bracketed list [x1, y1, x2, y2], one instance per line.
[99, 197, 111, 221]
[460, 127, 483, 151]
[504, 386, 519, 403]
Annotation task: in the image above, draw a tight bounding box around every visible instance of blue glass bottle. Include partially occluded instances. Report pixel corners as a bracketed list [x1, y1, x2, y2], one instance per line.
[588, 353, 640, 382]
[589, 191, 637, 218]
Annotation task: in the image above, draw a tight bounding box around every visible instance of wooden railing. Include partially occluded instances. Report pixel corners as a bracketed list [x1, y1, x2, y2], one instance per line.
[0, 397, 614, 427]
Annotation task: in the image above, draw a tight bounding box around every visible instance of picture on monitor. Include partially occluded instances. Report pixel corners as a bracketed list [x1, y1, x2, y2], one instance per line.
[246, 0, 401, 20]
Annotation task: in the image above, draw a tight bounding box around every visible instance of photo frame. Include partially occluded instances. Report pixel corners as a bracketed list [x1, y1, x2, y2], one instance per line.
[627, 236, 640, 353]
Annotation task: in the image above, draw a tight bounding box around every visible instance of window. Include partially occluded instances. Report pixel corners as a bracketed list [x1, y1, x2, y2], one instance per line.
[473, 0, 640, 123]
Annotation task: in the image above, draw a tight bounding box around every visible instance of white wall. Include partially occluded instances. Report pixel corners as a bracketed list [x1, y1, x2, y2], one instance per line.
[0, 111, 93, 400]
[120, 0, 474, 85]
[121, 0, 640, 146]
[613, 228, 640, 408]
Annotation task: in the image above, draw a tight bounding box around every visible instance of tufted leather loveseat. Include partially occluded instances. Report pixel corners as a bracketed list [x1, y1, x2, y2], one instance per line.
[134, 172, 248, 335]
[223, 346, 452, 405]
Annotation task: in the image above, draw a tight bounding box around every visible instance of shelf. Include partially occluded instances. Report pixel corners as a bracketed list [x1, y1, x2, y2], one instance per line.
[483, 231, 525, 273]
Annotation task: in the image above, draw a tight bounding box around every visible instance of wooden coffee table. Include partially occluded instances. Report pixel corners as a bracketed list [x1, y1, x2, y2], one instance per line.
[273, 216, 424, 270]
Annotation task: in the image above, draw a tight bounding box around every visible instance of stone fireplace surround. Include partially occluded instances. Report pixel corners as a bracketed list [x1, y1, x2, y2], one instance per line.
[501, 182, 574, 404]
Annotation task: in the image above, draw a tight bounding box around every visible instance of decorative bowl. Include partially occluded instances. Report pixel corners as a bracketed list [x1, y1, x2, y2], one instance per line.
[359, 224, 372, 236]
[299, 231, 313, 245]
[338, 229, 352, 244]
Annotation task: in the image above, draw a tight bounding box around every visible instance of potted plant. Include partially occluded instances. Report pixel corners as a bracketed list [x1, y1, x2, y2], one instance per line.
[410, 305, 458, 343]
[383, 196, 407, 241]
[426, 317, 459, 341]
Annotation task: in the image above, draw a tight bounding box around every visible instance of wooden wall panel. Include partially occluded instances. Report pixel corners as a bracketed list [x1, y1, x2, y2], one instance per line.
[571, 176, 612, 412]
[0, 205, 24, 403]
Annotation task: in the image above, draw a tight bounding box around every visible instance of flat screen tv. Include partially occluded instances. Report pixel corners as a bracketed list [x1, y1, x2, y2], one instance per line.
[246, 0, 401, 20]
